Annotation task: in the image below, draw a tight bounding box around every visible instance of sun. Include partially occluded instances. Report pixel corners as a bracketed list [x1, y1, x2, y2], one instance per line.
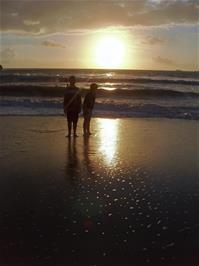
[95, 36, 125, 69]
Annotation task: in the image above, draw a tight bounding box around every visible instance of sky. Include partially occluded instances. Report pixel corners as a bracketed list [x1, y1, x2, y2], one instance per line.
[0, 0, 198, 70]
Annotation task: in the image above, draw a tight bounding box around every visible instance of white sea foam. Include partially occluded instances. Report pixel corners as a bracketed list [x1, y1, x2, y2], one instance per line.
[0, 97, 198, 119]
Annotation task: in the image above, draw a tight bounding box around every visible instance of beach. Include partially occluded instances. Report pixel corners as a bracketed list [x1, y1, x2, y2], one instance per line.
[0, 116, 198, 266]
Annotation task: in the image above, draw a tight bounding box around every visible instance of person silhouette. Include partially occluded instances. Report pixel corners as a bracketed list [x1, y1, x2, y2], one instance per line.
[83, 83, 98, 136]
[64, 76, 82, 137]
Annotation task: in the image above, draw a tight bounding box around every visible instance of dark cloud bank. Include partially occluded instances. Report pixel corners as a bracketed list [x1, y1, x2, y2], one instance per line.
[1, 0, 198, 34]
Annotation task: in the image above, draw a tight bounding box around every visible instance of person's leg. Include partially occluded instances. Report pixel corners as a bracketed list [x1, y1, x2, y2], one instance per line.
[73, 122, 78, 137]
[87, 110, 92, 134]
[83, 115, 87, 136]
[66, 113, 72, 137]
[84, 115, 90, 136]
[83, 109, 89, 136]
[88, 116, 91, 134]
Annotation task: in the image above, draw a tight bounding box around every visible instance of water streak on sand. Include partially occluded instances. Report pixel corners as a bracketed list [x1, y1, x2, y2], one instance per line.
[98, 119, 119, 165]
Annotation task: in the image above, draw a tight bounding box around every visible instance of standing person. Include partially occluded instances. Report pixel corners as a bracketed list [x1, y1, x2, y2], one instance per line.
[83, 83, 98, 136]
[64, 76, 81, 137]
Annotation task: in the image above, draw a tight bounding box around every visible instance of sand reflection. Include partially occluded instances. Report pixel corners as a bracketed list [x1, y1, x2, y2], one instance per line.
[97, 118, 119, 165]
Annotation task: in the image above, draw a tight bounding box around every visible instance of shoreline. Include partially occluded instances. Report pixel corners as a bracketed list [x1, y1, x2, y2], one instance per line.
[0, 114, 198, 121]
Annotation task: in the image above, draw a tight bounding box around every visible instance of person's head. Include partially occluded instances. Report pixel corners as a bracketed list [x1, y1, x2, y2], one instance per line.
[68, 76, 76, 86]
[90, 83, 98, 93]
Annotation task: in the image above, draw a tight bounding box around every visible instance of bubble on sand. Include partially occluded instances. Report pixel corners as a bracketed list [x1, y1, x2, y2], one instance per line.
[166, 242, 175, 248]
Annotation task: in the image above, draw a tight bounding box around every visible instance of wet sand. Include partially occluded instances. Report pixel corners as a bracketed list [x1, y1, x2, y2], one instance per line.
[0, 116, 198, 266]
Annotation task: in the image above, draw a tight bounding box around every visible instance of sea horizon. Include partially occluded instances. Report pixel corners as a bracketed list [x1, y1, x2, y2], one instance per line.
[2, 67, 199, 73]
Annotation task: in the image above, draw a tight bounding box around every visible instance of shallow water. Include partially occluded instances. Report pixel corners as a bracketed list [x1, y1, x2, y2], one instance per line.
[0, 117, 198, 265]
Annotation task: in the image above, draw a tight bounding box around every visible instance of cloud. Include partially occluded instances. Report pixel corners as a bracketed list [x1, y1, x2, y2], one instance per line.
[41, 40, 66, 48]
[1, 0, 198, 35]
[142, 35, 165, 45]
[153, 56, 174, 65]
[23, 20, 40, 26]
[1, 48, 17, 62]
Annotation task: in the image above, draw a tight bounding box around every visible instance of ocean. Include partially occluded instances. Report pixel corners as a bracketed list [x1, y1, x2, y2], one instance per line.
[0, 68, 199, 119]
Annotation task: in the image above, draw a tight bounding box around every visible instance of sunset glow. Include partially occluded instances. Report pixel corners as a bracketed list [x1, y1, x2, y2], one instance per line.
[94, 36, 125, 69]
[1, 1, 198, 70]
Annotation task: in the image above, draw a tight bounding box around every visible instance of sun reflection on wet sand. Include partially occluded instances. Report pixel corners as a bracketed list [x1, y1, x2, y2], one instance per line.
[97, 118, 119, 165]
[1, 117, 198, 265]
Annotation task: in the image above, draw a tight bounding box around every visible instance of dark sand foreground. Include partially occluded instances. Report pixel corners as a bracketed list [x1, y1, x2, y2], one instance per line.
[0, 117, 198, 266]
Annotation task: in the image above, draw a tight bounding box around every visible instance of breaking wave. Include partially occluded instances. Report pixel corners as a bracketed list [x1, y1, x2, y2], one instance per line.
[0, 98, 198, 120]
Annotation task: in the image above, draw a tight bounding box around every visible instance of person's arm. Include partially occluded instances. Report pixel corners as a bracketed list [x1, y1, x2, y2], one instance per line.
[77, 94, 82, 113]
[90, 95, 95, 110]
[83, 94, 88, 109]
[64, 93, 71, 113]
